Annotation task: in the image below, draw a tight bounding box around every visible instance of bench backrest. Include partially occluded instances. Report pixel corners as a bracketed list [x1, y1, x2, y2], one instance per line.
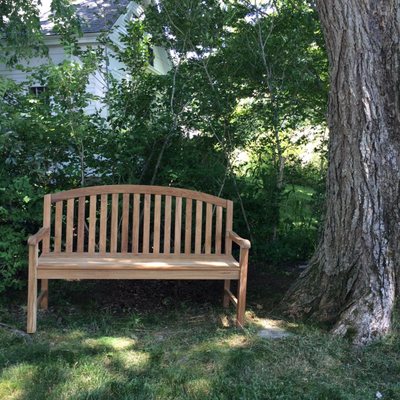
[41, 185, 233, 256]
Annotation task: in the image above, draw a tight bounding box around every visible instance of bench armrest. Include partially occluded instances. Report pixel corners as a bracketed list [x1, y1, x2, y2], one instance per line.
[228, 231, 251, 249]
[27, 227, 50, 246]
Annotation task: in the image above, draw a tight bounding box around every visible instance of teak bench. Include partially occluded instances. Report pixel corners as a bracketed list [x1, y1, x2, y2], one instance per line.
[27, 185, 250, 333]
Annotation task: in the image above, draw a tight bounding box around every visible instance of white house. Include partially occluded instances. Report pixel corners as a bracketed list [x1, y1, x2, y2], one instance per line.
[0, 0, 171, 115]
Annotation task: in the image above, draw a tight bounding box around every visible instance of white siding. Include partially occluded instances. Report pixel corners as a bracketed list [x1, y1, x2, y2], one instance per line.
[105, 47, 126, 82]
[86, 68, 108, 116]
[152, 46, 172, 75]
[0, 1, 171, 117]
[0, 44, 66, 84]
[0, 37, 108, 116]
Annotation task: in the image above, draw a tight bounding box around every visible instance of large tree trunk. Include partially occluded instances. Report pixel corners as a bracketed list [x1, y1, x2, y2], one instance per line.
[283, 0, 400, 344]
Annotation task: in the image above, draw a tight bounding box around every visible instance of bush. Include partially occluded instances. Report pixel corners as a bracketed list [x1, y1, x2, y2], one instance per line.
[0, 177, 44, 292]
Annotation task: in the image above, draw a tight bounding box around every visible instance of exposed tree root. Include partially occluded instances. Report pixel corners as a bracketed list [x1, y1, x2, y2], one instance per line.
[0, 322, 32, 341]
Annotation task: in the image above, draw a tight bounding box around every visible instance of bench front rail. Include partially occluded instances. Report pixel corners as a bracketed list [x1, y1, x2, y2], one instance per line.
[27, 185, 250, 333]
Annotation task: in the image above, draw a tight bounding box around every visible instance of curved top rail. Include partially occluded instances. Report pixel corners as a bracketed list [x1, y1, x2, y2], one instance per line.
[50, 185, 229, 207]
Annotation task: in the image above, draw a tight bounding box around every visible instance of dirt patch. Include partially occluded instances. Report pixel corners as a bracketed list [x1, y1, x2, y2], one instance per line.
[54, 262, 300, 315]
[1, 262, 301, 321]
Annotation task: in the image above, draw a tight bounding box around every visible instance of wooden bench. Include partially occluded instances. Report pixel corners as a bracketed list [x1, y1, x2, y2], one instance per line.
[27, 185, 250, 333]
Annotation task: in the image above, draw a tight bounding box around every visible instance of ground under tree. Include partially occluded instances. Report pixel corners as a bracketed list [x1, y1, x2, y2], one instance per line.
[283, 0, 400, 344]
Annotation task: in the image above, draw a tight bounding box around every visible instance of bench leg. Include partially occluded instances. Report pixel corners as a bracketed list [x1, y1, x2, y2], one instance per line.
[27, 246, 38, 334]
[223, 280, 231, 308]
[236, 279, 247, 328]
[236, 248, 249, 328]
[39, 279, 48, 310]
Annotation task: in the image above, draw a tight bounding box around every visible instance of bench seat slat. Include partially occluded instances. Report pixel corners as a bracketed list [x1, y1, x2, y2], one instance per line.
[38, 254, 239, 269]
[38, 269, 239, 280]
[37, 254, 239, 280]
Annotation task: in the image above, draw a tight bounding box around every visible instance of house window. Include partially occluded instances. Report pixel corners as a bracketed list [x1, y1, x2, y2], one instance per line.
[29, 86, 47, 96]
[147, 45, 155, 67]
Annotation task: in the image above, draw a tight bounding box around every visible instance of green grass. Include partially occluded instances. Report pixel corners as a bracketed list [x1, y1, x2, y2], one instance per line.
[0, 280, 399, 400]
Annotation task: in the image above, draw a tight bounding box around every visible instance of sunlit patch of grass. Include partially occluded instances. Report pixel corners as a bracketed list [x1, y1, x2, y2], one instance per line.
[184, 377, 212, 398]
[0, 364, 36, 400]
[218, 333, 248, 349]
[117, 350, 150, 371]
[48, 358, 122, 400]
[84, 336, 136, 351]
[0, 300, 399, 399]
[249, 313, 300, 330]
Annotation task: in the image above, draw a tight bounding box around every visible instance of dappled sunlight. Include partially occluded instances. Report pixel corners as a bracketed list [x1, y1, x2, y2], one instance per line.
[185, 377, 213, 397]
[49, 357, 124, 400]
[84, 336, 136, 351]
[117, 350, 150, 370]
[0, 383, 24, 400]
[44, 329, 87, 346]
[185, 331, 249, 357]
[0, 330, 151, 399]
[249, 313, 299, 332]
[1, 312, 399, 399]
[219, 314, 231, 328]
[219, 334, 249, 349]
[0, 363, 37, 400]
[218, 309, 299, 335]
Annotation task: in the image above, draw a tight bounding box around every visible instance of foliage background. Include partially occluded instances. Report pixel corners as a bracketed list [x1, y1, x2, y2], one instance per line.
[0, 0, 328, 293]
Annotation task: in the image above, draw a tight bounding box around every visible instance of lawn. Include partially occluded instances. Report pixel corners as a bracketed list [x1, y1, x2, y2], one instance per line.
[0, 267, 399, 400]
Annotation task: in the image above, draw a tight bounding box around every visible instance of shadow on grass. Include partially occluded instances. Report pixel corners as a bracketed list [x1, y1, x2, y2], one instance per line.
[1, 276, 400, 399]
[1, 307, 400, 400]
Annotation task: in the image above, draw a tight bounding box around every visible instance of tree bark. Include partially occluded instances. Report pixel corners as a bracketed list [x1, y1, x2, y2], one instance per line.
[283, 0, 400, 344]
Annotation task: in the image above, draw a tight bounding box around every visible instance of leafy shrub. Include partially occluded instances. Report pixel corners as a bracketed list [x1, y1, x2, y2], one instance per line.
[0, 177, 43, 292]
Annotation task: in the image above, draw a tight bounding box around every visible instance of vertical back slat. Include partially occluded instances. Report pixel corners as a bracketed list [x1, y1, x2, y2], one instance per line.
[66, 198, 74, 252]
[121, 193, 130, 252]
[164, 195, 172, 254]
[99, 194, 107, 253]
[142, 194, 151, 254]
[215, 206, 223, 255]
[184, 198, 192, 255]
[110, 193, 119, 253]
[88, 195, 97, 254]
[54, 201, 63, 252]
[153, 195, 161, 254]
[42, 194, 51, 253]
[195, 200, 203, 254]
[174, 197, 182, 254]
[225, 200, 233, 255]
[77, 196, 85, 252]
[205, 203, 212, 254]
[132, 194, 140, 254]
